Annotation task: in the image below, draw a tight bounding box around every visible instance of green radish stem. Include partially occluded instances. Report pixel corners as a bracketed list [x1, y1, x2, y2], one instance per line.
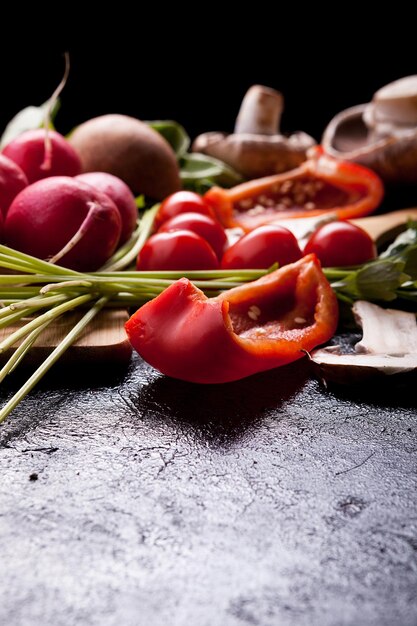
[0, 245, 79, 276]
[0, 307, 41, 330]
[0, 323, 49, 383]
[1, 294, 68, 315]
[101, 203, 159, 271]
[40, 280, 93, 294]
[0, 296, 107, 425]
[41, 51, 70, 171]
[0, 294, 93, 353]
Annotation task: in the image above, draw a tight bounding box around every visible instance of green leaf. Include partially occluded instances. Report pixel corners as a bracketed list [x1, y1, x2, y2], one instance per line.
[379, 223, 417, 259]
[147, 120, 190, 157]
[180, 152, 224, 180]
[147, 120, 243, 191]
[378, 224, 417, 280]
[328, 260, 410, 302]
[355, 261, 409, 301]
[180, 153, 242, 191]
[0, 99, 61, 148]
[402, 245, 417, 280]
[135, 195, 145, 209]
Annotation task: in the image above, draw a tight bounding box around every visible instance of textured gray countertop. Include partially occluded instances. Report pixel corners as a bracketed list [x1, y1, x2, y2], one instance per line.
[1, 355, 416, 626]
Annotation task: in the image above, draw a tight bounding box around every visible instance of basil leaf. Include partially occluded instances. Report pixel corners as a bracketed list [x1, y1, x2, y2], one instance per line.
[180, 153, 242, 191]
[0, 99, 60, 148]
[180, 153, 224, 180]
[380, 223, 417, 259]
[147, 120, 190, 157]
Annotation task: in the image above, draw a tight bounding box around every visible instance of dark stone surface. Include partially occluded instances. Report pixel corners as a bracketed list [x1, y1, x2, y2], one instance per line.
[1, 355, 416, 626]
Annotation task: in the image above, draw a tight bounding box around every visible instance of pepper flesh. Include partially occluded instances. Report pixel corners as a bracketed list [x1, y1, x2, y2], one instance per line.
[125, 254, 338, 384]
[204, 148, 384, 232]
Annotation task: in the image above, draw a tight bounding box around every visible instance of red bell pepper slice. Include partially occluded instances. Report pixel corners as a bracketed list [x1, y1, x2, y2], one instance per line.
[125, 254, 338, 384]
[204, 148, 384, 232]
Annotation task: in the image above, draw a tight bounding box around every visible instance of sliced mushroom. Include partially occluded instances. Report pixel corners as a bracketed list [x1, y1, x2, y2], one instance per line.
[322, 76, 417, 185]
[192, 85, 316, 179]
[311, 300, 417, 384]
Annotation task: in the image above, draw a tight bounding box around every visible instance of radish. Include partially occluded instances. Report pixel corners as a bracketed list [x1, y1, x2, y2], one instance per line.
[76, 172, 138, 244]
[5, 177, 122, 271]
[0, 154, 28, 218]
[2, 129, 82, 183]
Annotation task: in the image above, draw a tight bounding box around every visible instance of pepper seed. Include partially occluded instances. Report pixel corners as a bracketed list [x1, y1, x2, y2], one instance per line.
[248, 305, 261, 321]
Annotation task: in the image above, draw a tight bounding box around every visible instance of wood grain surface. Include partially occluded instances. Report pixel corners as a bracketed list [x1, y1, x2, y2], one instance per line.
[353, 207, 417, 244]
[0, 309, 132, 364]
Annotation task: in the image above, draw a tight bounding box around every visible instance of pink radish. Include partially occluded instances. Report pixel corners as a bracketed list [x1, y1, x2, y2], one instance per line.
[76, 172, 138, 244]
[5, 177, 122, 271]
[0, 154, 28, 218]
[2, 129, 81, 183]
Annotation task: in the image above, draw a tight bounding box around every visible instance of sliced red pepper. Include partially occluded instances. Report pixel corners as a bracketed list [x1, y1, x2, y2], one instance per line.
[125, 254, 338, 384]
[204, 148, 384, 232]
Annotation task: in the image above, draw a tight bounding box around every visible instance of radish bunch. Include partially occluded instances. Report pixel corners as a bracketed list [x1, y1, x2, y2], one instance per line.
[0, 130, 138, 271]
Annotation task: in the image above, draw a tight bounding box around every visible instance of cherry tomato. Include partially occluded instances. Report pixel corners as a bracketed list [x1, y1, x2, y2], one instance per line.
[155, 191, 215, 229]
[303, 221, 376, 267]
[158, 212, 227, 260]
[221, 225, 302, 270]
[136, 230, 219, 271]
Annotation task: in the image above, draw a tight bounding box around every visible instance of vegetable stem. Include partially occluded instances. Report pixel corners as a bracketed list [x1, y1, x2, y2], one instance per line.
[101, 204, 159, 271]
[0, 294, 93, 353]
[2, 217, 417, 425]
[0, 296, 108, 425]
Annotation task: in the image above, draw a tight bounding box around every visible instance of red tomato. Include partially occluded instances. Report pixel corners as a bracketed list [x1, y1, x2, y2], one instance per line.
[221, 225, 302, 270]
[155, 191, 215, 229]
[136, 230, 219, 271]
[303, 221, 376, 267]
[159, 212, 227, 260]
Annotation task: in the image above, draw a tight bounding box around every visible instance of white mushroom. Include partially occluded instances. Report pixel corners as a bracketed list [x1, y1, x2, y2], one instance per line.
[311, 300, 417, 383]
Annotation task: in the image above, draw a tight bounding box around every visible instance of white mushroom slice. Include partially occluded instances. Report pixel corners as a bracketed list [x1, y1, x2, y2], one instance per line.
[311, 300, 417, 383]
[353, 300, 417, 355]
[311, 349, 417, 376]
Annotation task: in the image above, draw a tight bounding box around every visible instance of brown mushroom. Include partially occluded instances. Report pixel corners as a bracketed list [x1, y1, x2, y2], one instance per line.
[322, 76, 417, 185]
[192, 85, 316, 179]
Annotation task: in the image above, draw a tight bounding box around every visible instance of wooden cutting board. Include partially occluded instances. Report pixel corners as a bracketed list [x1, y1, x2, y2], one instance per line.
[0, 309, 132, 365]
[353, 207, 417, 244]
[2, 208, 417, 365]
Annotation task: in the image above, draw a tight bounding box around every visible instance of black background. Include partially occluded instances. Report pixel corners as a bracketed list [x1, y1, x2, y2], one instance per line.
[1, 21, 416, 144]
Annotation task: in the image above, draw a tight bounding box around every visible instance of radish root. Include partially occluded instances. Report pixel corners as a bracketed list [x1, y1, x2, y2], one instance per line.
[48, 201, 104, 265]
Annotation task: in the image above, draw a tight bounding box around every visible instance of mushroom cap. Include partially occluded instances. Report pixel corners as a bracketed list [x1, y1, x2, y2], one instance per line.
[192, 131, 315, 179]
[368, 75, 417, 127]
[322, 76, 417, 185]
